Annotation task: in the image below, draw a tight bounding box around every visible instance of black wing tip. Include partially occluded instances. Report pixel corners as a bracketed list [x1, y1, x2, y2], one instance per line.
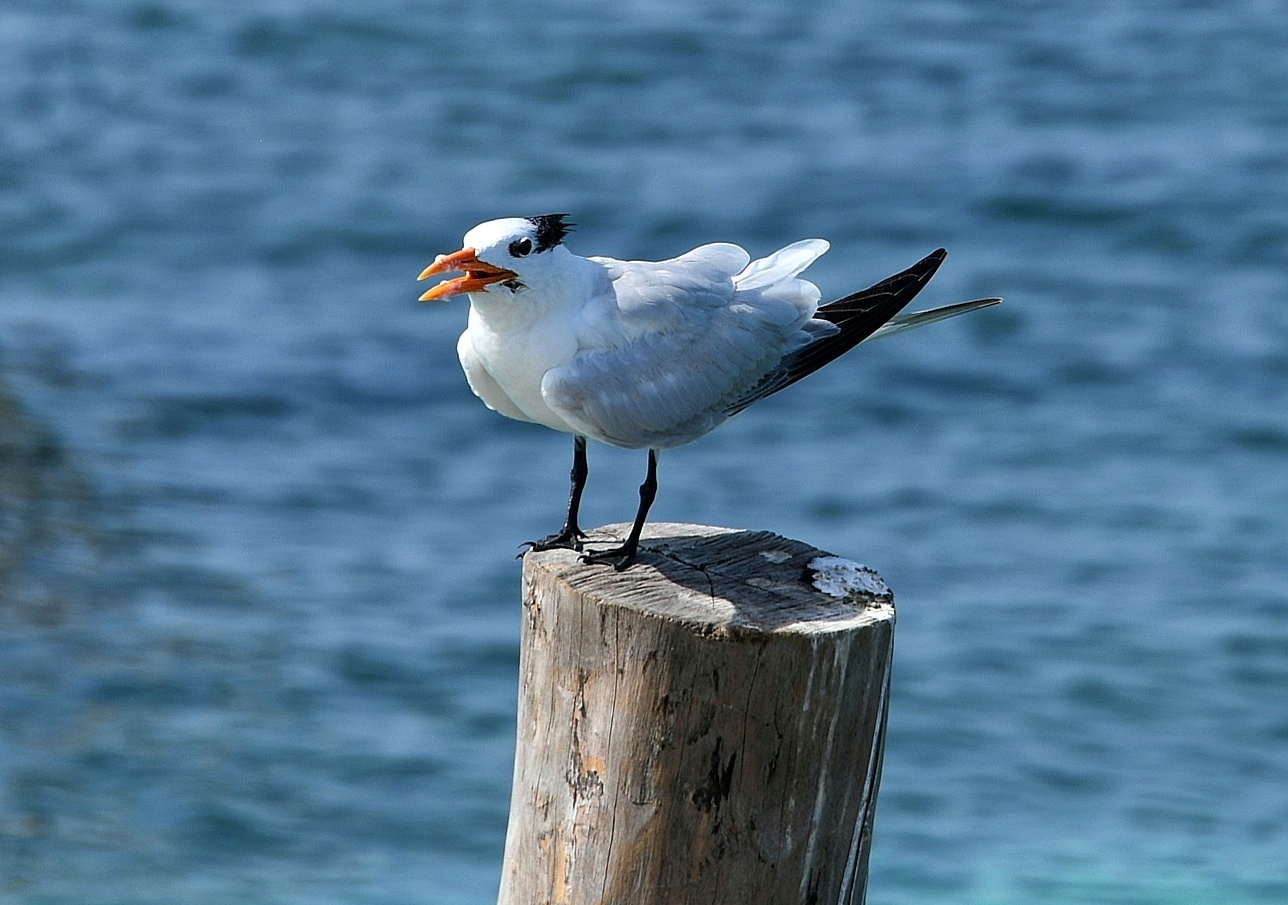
[914, 248, 947, 270]
[819, 246, 948, 313]
[918, 247, 948, 275]
[889, 248, 949, 288]
[720, 247, 967, 415]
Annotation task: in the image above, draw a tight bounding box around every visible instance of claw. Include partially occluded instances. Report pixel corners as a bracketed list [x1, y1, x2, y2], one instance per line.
[580, 543, 640, 571]
[519, 526, 587, 556]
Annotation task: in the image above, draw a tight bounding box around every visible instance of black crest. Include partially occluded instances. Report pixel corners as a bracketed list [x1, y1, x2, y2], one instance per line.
[529, 213, 574, 253]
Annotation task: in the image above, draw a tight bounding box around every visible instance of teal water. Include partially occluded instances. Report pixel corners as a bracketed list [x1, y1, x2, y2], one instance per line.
[2, 1, 1287, 902]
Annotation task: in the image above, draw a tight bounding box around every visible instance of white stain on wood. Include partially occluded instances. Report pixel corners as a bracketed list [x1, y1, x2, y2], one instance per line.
[808, 555, 892, 604]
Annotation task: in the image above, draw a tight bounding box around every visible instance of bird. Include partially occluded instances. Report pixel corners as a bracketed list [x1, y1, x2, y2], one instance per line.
[417, 214, 1000, 569]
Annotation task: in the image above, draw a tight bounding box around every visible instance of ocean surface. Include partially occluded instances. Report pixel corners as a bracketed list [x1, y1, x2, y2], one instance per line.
[2, 1, 1287, 902]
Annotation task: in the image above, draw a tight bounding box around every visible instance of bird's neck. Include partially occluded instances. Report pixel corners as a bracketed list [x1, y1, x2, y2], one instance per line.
[468, 251, 602, 334]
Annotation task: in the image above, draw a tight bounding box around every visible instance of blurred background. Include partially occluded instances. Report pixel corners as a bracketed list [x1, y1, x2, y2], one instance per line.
[2, 0, 1287, 902]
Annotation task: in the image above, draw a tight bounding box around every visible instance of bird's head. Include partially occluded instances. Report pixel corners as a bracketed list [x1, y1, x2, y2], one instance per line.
[417, 214, 574, 302]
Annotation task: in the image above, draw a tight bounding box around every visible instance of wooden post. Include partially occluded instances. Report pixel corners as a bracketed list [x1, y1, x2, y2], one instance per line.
[499, 522, 895, 905]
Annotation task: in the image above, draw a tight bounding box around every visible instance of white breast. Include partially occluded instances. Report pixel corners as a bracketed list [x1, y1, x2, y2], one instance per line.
[464, 301, 582, 435]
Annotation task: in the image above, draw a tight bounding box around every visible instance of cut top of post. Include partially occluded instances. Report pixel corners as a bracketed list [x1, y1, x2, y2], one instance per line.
[523, 522, 895, 638]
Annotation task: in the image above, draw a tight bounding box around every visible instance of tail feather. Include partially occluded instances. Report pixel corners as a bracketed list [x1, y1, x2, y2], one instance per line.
[866, 297, 1003, 342]
[724, 248, 949, 415]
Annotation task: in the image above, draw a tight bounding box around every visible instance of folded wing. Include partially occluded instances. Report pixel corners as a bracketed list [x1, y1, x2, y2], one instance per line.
[723, 248, 950, 415]
[544, 241, 830, 449]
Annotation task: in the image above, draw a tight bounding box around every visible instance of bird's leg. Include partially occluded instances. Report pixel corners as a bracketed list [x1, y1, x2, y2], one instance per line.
[523, 436, 589, 552]
[583, 449, 658, 571]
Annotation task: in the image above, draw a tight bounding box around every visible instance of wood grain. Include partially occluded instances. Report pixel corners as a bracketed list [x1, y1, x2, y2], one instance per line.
[498, 523, 895, 905]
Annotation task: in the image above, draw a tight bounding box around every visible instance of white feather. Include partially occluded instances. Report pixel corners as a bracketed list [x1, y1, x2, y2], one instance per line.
[536, 241, 829, 448]
[456, 331, 532, 423]
[733, 238, 829, 291]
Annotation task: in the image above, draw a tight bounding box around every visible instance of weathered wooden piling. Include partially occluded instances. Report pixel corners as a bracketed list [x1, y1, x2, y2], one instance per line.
[499, 522, 896, 905]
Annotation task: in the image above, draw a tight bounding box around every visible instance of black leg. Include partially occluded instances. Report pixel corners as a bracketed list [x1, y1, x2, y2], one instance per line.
[523, 436, 589, 552]
[583, 448, 658, 571]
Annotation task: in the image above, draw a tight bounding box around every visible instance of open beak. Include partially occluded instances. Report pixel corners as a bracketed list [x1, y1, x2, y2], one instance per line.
[417, 248, 517, 301]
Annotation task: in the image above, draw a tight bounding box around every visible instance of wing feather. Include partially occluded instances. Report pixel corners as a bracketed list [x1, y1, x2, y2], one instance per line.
[723, 249, 948, 415]
[543, 242, 826, 448]
[733, 238, 829, 291]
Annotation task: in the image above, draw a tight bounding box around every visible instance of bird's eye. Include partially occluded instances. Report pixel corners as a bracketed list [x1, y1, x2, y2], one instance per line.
[509, 237, 534, 257]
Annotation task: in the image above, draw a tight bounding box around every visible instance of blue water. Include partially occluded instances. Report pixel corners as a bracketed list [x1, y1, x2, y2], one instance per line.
[2, 0, 1287, 902]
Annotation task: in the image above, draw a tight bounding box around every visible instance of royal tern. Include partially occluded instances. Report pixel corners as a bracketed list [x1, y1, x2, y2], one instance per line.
[418, 214, 1000, 568]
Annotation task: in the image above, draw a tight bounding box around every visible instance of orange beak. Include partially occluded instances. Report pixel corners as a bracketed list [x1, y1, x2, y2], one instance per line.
[417, 247, 517, 301]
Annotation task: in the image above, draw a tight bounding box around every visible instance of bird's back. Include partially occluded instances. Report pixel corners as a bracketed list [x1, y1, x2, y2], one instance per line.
[540, 240, 834, 449]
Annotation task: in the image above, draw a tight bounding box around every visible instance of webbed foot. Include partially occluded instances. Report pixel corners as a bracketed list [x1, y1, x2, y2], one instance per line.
[518, 525, 588, 556]
[580, 541, 640, 571]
